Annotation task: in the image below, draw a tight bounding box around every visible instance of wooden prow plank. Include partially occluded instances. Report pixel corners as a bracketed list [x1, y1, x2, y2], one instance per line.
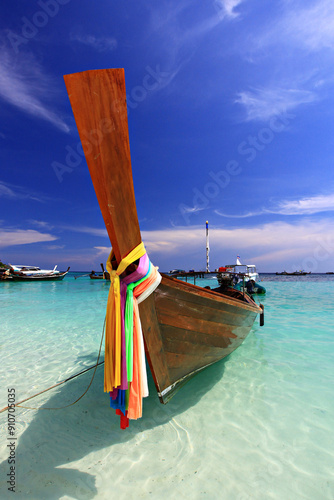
[64, 69, 142, 264]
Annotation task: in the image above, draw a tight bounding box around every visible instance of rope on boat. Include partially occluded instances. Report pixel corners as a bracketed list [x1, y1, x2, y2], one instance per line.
[0, 318, 106, 414]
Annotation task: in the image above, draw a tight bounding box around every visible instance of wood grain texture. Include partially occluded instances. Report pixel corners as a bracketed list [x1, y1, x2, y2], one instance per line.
[64, 69, 141, 263]
[148, 275, 257, 396]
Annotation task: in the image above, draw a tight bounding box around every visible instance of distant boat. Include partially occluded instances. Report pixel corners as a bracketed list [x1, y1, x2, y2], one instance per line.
[169, 269, 186, 275]
[90, 263, 110, 280]
[4, 265, 70, 281]
[275, 270, 311, 276]
[64, 68, 264, 416]
[217, 257, 266, 295]
[325, 272, 334, 275]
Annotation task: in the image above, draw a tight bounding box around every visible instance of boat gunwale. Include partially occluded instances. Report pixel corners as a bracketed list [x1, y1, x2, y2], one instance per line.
[160, 273, 262, 314]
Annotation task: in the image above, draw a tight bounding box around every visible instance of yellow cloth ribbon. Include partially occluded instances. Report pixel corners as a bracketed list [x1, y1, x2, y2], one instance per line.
[104, 242, 146, 392]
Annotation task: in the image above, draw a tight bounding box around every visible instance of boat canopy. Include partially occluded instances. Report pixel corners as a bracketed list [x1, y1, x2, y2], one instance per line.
[11, 265, 41, 271]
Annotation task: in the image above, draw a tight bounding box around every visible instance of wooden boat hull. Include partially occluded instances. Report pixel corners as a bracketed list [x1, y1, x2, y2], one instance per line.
[63, 68, 262, 406]
[140, 274, 260, 402]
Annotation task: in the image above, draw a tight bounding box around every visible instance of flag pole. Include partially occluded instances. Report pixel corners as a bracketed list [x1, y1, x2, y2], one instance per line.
[206, 221, 209, 272]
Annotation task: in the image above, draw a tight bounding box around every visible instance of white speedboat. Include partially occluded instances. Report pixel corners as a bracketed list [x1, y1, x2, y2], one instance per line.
[3, 265, 70, 281]
[9, 265, 60, 275]
[217, 257, 265, 295]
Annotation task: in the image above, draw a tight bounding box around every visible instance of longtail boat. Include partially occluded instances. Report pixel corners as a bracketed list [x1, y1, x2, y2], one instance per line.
[64, 69, 263, 420]
[90, 263, 110, 280]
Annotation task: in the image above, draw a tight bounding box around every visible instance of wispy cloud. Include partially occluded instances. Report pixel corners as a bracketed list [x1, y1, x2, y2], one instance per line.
[215, 193, 334, 217]
[62, 225, 108, 238]
[0, 228, 58, 248]
[272, 193, 334, 215]
[247, 0, 334, 55]
[0, 182, 16, 199]
[235, 87, 316, 121]
[145, 1, 245, 91]
[213, 0, 244, 19]
[215, 210, 265, 218]
[0, 49, 69, 132]
[70, 34, 118, 52]
[234, 1, 334, 123]
[46, 245, 65, 250]
[28, 220, 54, 229]
[185, 0, 244, 38]
[94, 246, 110, 256]
[0, 181, 45, 202]
[276, 0, 334, 52]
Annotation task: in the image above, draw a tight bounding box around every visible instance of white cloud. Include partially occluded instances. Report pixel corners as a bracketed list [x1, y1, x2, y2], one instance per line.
[272, 194, 334, 215]
[215, 210, 265, 218]
[279, 0, 334, 51]
[233, 1, 334, 124]
[235, 87, 316, 121]
[216, 193, 334, 218]
[25, 218, 333, 272]
[0, 49, 69, 133]
[94, 246, 110, 256]
[70, 34, 117, 52]
[214, 0, 244, 19]
[142, 219, 334, 271]
[143, 223, 304, 255]
[0, 229, 58, 248]
[248, 1, 334, 55]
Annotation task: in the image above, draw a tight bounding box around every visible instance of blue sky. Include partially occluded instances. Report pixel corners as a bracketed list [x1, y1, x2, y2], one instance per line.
[1, 0, 334, 272]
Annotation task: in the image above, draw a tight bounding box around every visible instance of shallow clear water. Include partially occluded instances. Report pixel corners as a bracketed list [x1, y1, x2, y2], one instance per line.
[0, 273, 333, 499]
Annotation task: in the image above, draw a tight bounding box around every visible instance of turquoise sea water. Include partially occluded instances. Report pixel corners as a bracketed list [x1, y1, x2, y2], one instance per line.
[0, 273, 333, 499]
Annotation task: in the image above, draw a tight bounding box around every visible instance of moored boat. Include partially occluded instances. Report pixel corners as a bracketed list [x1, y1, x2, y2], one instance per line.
[275, 270, 311, 276]
[64, 68, 263, 423]
[90, 263, 110, 280]
[217, 257, 266, 295]
[234, 280, 266, 295]
[5, 265, 70, 281]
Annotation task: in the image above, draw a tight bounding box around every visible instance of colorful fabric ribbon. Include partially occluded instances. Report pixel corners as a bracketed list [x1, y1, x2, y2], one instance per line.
[104, 243, 161, 428]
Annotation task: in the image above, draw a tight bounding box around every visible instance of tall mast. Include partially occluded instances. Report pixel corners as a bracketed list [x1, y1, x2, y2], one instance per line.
[206, 221, 209, 272]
